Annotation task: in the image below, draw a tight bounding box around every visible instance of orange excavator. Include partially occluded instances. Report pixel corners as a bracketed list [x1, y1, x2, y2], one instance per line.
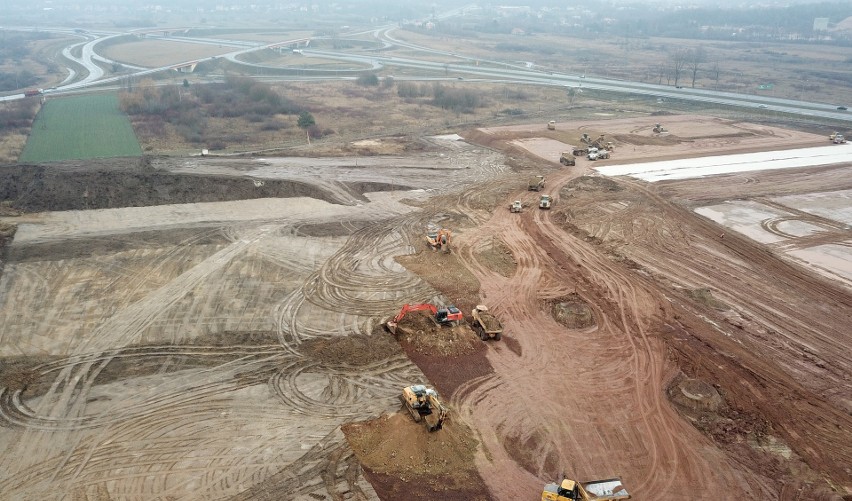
[385, 303, 463, 335]
[425, 228, 452, 253]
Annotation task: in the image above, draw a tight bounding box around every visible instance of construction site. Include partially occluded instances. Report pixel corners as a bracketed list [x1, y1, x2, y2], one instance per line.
[1, 113, 851, 500]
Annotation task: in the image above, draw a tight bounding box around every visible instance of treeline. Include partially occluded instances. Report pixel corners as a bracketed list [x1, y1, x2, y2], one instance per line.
[0, 99, 39, 131]
[0, 70, 39, 93]
[119, 76, 305, 144]
[397, 82, 484, 113]
[0, 33, 49, 64]
[0, 33, 50, 92]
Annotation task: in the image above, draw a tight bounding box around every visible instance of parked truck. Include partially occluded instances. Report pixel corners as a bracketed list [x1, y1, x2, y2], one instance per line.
[559, 152, 576, 166]
[539, 194, 553, 210]
[24, 89, 43, 97]
[547, 120, 557, 130]
[470, 305, 503, 340]
[587, 147, 600, 161]
[542, 477, 630, 501]
[509, 200, 522, 213]
[528, 175, 545, 191]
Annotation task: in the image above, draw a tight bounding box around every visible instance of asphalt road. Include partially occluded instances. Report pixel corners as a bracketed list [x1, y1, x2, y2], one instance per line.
[2, 20, 851, 125]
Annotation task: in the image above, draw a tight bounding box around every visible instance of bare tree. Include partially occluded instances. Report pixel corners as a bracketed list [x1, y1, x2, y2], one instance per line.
[710, 60, 721, 91]
[687, 47, 707, 88]
[670, 49, 688, 87]
[657, 62, 667, 85]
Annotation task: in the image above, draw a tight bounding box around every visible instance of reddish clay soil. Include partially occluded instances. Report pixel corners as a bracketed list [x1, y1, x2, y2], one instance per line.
[347, 117, 851, 500]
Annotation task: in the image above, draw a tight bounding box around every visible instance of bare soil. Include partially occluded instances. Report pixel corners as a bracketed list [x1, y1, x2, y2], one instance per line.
[0, 113, 849, 500]
[0, 158, 402, 212]
[392, 311, 481, 357]
[343, 413, 481, 491]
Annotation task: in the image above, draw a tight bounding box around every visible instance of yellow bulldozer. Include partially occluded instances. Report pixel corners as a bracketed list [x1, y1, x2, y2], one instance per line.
[401, 384, 447, 432]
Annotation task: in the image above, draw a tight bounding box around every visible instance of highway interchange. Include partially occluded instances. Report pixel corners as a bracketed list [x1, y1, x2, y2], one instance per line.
[2, 22, 851, 125]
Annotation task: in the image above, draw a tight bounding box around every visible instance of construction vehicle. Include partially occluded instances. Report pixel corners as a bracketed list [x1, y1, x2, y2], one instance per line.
[401, 384, 447, 432]
[597, 148, 611, 159]
[572, 146, 588, 157]
[539, 194, 553, 209]
[559, 152, 576, 166]
[590, 134, 609, 150]
[510, 200, 522, 213]
[425, 227, 452, 253]
[833, 133, 846, 144]
[385, 303, 463, 335]
[829, 131, 840, 141]
[471, 305, 503, 340]
[529, 175, 545, 191]
[587, 147, 600, 161]
[652, 123, 667, 133]
[580, 133, 592, 145]
[547, 120, 557, 130]
[542, 477, 630, 501]
[24, 89, 43, 97]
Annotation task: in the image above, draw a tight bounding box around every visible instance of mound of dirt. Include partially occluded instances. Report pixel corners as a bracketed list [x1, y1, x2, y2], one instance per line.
[668, 377, 722, 412]
[550, 293, 596, 329]
[687, 288, 730, 311]
[0, 161, 407, 212]
[0, 222, 15, 239]
[394, 311, 480, 357]
[303, 333, 403, 366]
[612, 133, 682, 146]
[474, 236, 517, 278]
[564, 175, 622, 193]
[343, 412, 480, 490]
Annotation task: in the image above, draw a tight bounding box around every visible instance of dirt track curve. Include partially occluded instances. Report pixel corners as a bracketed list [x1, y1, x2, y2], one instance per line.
[0, 119, 850, 500]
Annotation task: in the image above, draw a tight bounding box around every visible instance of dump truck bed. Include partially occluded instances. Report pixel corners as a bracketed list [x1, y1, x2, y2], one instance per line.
[476, 311, 502, 333]
[582, 478, 630, 499]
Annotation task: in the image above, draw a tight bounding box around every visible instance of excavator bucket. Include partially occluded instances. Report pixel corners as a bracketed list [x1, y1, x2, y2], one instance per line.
[385, 320, 399, 335]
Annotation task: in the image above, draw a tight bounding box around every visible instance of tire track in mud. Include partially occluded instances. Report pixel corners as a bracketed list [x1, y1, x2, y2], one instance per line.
[606, 179, 852, 486]
[1, 149, 514, 499]
[625, 180, 852, 394]
[0, 346, 287, 430]
[0, 225, 288, 494]
[443, 170, 775, 499]
[268, 356, 421, 419]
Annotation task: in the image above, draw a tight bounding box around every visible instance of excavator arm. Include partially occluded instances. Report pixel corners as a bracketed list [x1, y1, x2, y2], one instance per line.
[386, 303, 439, 334]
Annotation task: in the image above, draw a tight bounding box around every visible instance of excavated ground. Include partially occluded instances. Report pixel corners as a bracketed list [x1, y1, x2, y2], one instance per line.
[0, 116, 850, 500]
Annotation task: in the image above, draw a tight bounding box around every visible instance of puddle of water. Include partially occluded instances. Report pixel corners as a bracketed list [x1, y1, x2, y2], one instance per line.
[695, 201, 787, 244]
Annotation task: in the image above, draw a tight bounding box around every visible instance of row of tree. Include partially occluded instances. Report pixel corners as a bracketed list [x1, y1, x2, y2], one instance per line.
[118, 76, 319, 146]
[397, 81, 484, 113]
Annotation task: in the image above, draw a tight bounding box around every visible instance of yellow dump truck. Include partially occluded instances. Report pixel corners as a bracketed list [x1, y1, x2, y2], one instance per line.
[471, 305, 503, 340]
[528, 175, 545, 191]
[542, 477, 630, 501]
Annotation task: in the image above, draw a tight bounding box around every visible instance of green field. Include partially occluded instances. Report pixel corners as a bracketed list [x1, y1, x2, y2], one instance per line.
[19, 93, 142, 163]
